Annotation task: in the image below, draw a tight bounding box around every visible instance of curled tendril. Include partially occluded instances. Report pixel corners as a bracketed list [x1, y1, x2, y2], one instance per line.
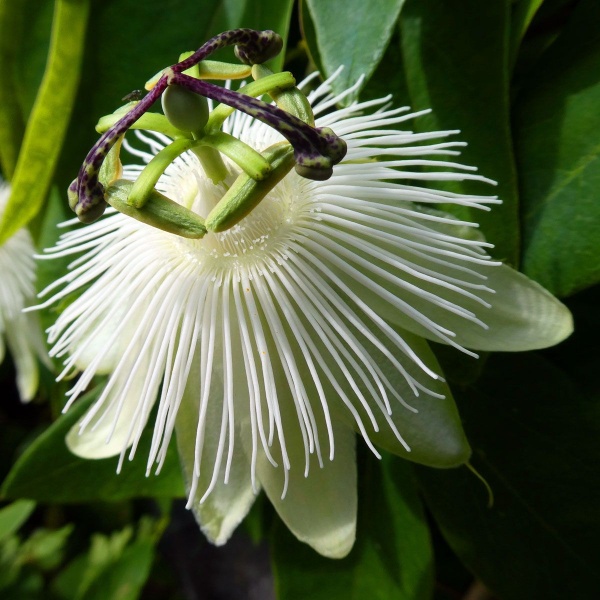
[71, 28, 346, 225]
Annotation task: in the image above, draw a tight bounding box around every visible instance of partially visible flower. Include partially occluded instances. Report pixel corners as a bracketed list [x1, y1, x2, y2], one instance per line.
[0, 180, 47, 401]
[39, 73, 572, 558]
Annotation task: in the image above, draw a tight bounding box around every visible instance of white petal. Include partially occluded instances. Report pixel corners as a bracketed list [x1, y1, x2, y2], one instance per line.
[453, 265, 573, 351]
[254, 377, 357, 558]
[363, 263, 573, 352]
[5, 315, 40, 403]
[318, 206, 573, 353]
[175, 341, 257, 546]
[336, 329, 470, 467]
[66, 364, 150, 459]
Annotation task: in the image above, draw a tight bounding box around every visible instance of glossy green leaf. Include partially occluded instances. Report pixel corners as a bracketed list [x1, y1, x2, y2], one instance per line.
[516, 0, 600, 296]
[299, 0, 324, 75]
[0, 0, 90, 245]
[357, 31, 410, 106]
[272, 453, 433, 600]
[305, 0, 406, 100]
[52, 518, 164, 600]
[0, 500, 35, 542]
[417, 351, 600, 599]
[1, 387, 185, 503]
[400, 0, 519, 264]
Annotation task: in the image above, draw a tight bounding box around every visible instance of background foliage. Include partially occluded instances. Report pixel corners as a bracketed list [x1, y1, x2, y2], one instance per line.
[0, 0, 598, 598]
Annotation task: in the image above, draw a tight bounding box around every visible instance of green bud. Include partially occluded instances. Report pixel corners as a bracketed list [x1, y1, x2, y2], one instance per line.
[161, 84, 209, 134]
[106, 179, 207, 239]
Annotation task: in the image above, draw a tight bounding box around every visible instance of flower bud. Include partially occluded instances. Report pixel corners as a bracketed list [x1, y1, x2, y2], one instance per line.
[161, 84, 209, 134]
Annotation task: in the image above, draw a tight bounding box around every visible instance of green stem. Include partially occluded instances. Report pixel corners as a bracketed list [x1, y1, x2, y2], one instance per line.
[205, 132, 271, 180]
[190, 145, 229, 185]
[128, 138, 197, 208]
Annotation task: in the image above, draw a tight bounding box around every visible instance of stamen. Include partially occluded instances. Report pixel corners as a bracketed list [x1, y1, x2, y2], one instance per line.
[72, 29, 284, 222]
[168, 71, 347, 180]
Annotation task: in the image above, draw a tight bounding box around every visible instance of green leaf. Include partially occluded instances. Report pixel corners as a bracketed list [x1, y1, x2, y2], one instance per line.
[1, 387, 185, 503]
[78, 539, 154, 600]
[515, 0, 600, 296]
[304, 0, 406, 100]
[21, 525, 73, 571]
[357, 31, 410, 106]
[53, 518, 164, 600]
[0, 0, 90, 244]
[299, 0, 324, 75]
[417, 352, 600, 599]
[0, 500, 35, 542]
[272, 453, 433, 600]
[0, 2, 26, 178]
[13, 0, 53, 118]
[399, 0, 520, 264]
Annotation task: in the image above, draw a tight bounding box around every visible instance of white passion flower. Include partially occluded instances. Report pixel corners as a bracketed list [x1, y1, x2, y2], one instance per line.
[38, 73, 573, 558]
[0, 180, 47, 401]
